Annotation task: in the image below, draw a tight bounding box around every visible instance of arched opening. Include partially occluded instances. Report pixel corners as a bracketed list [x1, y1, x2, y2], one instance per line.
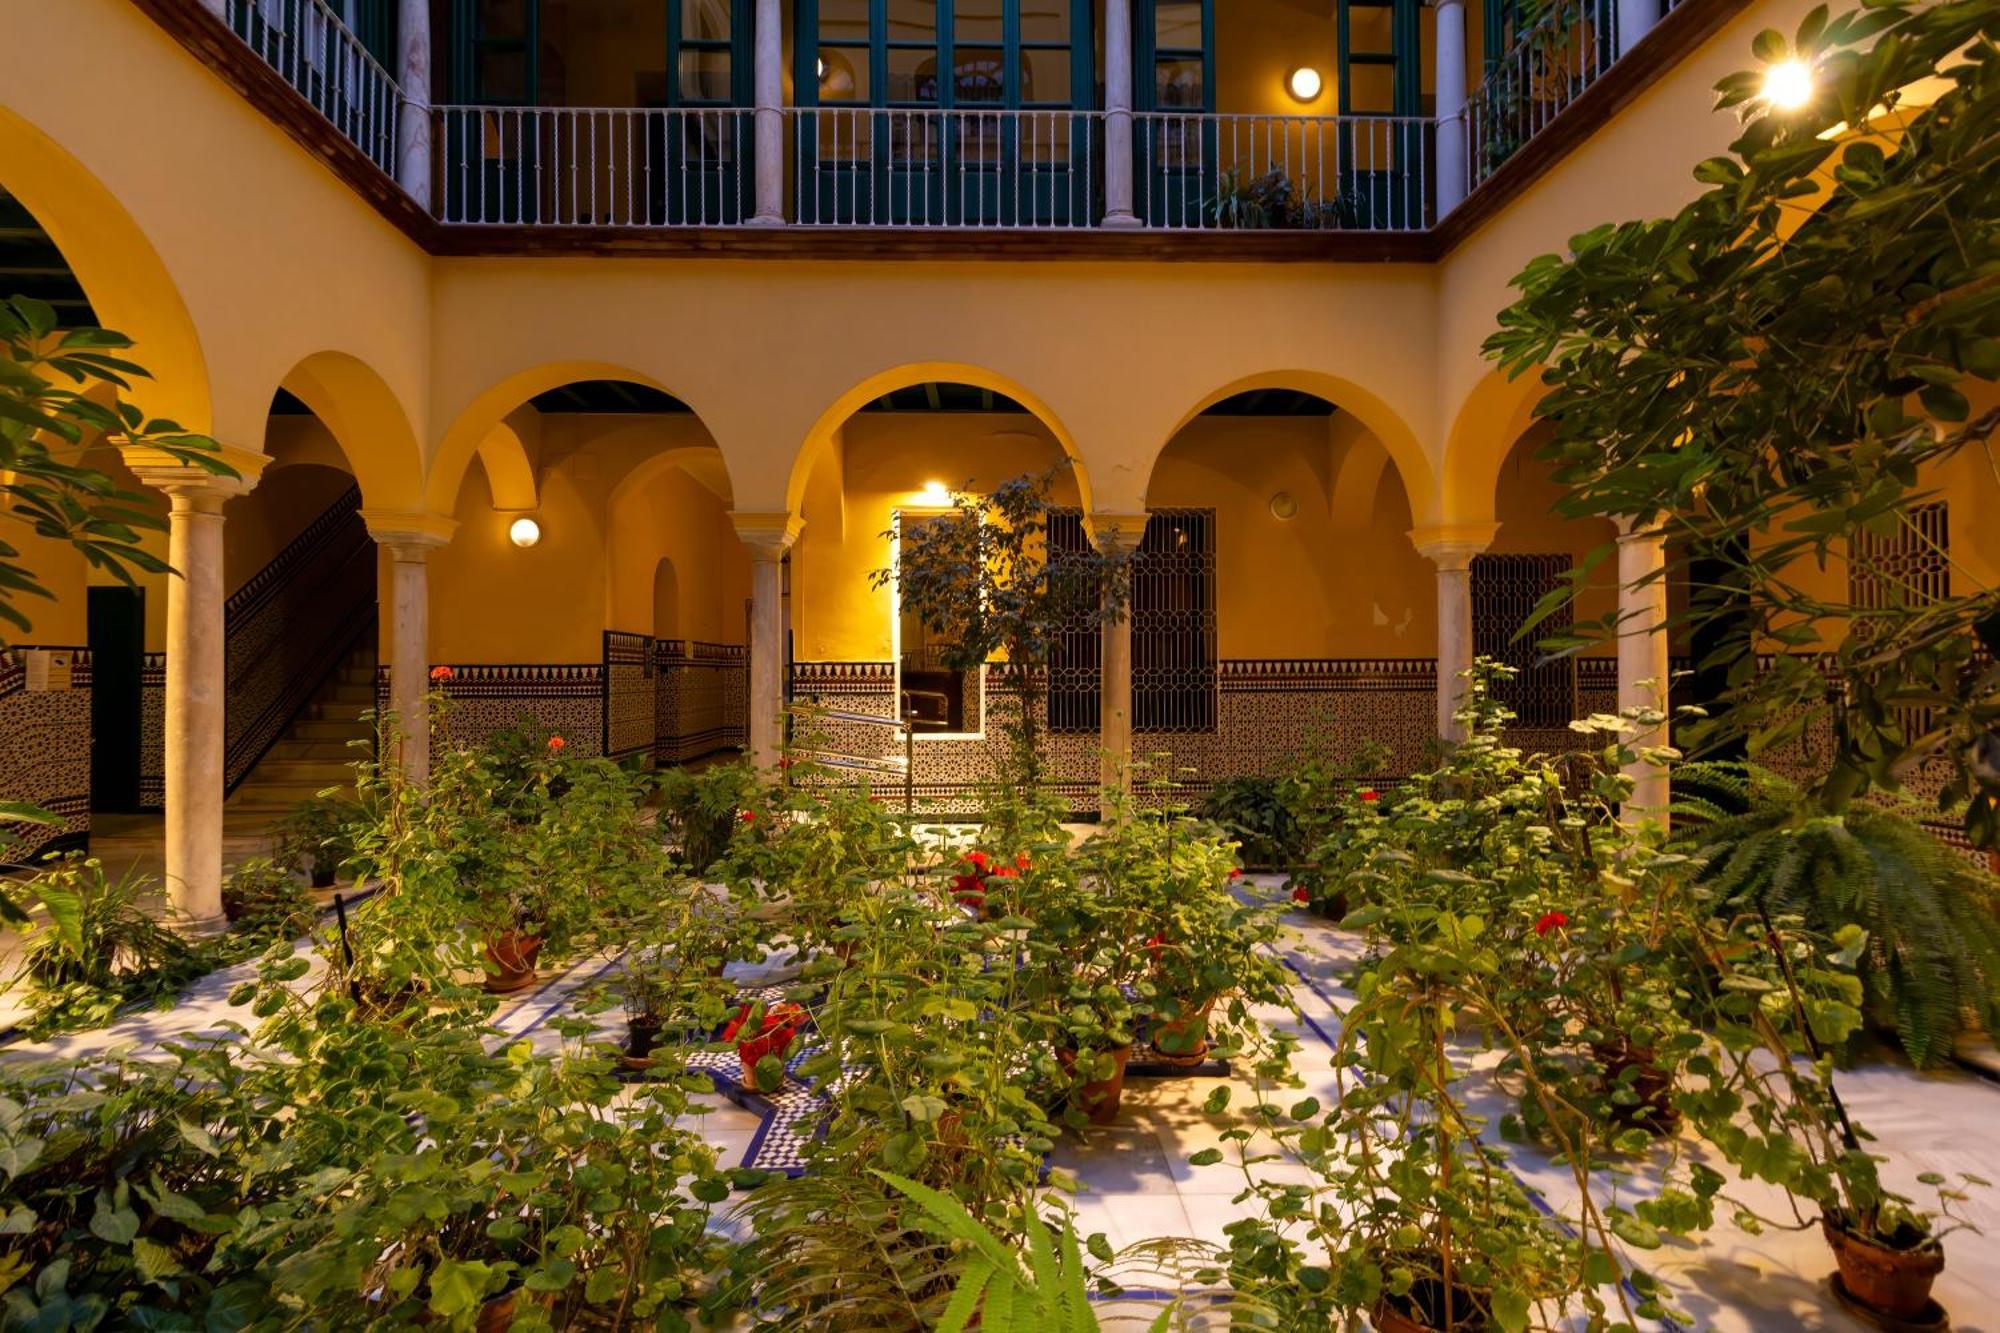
[787, 375, 1086, 806]
[430, 372, 745, 765]
[1135, 386, 1437, 791]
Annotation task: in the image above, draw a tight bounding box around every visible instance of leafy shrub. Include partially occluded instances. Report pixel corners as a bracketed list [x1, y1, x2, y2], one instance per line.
[657, 759, 756, 874]
[6, 856, 200, 1036]
[1197, 775, 1299, 870]
[1676, 762, 2000, 1067]
[220, 856, 316, 936]
[271, 794, 359, 886]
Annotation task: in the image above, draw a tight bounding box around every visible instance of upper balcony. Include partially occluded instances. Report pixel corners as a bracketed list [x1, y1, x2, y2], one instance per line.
[163, 0, 1737, 253]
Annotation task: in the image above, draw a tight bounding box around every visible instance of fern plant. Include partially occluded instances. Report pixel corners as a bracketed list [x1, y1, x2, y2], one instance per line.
[1674, 762, 2000, 1066]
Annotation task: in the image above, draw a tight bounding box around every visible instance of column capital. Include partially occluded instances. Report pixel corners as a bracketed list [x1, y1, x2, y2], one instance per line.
[731, 511, 804, 559]
[1409, 522, 1499, 570]
[1087, 511, 1150, 556]
[125, 442, 266, 505]
[1613, 513, 1665, 542]
[362, 509, 458, 557]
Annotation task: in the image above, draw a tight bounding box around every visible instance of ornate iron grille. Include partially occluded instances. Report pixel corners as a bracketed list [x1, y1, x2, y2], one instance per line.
[1471, 553, 1575, 727]
[1850, 501, 1949, 739]
[1046, 509, 1102, 733]
[1134, 508, 1217, 733]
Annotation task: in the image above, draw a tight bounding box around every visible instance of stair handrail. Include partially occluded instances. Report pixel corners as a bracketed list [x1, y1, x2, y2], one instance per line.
[223, 485, 377, 794]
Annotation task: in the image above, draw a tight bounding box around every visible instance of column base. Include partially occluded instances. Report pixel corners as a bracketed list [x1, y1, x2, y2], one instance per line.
[175, 912, 230, 940]
[1100, 212, 1143, 230]
[745, 213, 786, 227]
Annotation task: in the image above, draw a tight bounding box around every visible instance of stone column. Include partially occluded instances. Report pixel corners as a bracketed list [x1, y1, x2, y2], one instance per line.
[362, 513, 456, 784]
[732, 513, 803, 771]
[1411, 525, 1497, 743]
[396, 0, 433, 207]
[1616, 517, 1672, 821]
[749, 0, 785, 224]
[1435, 0, 1469, 216]
[1617, 0, 1662, 58]
[128, 446, 266, 934]
[1092, 514, 1149, 794]
[1101, 0, 1140, 228]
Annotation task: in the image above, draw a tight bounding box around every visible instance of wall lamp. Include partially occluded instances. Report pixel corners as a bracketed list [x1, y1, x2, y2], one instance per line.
[1287, 67, 1324, 103]
[508, 516, 542, 548]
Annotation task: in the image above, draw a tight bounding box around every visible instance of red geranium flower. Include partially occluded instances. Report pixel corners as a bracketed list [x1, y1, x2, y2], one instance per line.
[964, 850, 990, 871]
[429, 665, 454, 681]
[1014, 853, 1031, 871]
[723, 1002, 808, 1090]
[1228, 867, 1243, 881]
[1145, 931, 1168, 963]
[1292, 886, 1311, 904]
[1534, 911, 1569, 937]
[1359, 789, 1380, 803]
[547, 735, 566, 751]
[738, 809, 756, 824]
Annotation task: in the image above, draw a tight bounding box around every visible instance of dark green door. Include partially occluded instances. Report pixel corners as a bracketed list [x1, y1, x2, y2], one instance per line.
[88, 587, 144, 815]
[1336, 0, 1424, 227]
[660, 0, 755, 224]
[797, 0, 1094, 226]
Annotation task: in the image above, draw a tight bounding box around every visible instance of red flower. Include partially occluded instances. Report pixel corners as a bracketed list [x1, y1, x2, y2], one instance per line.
[1359, 789, 1380, 803]
[964, 850, 990, 871]
[1228, 867, 1243, 881]
[429, 665, 454, 681]
[547, 736, 566, 751]
[738, 809, 756, 824]
[1145, 932, 1167, 963]
[1014, 853, 1031, 871]
[1293, 886, 1311, 904]
[724, 1002, 808, 1087]
[1534, 911, 1569, 937]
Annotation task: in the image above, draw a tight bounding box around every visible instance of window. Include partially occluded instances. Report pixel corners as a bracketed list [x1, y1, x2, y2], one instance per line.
[1134, 509, 1216, 733]
[1046, 509, 1101, 733]
[1139, 0, 1209, 111]
[1849, 501, 1949, 739]
[1471, 553, 1575, 728]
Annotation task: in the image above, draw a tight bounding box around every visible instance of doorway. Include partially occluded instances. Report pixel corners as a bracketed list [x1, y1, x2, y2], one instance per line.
[87, 586, 144, 814]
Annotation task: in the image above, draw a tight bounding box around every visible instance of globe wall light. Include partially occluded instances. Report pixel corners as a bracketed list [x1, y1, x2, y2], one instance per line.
[509, 516, 542, 548]
[1287, 67, 1324, 103]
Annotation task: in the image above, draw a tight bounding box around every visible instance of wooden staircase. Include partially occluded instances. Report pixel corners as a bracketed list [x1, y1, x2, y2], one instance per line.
[226, 642, 376, 818]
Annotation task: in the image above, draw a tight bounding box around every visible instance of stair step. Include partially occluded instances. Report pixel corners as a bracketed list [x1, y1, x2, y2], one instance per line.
[290, 719, 372, 740]
[264, 740, 364, 762]
[248, 759, 353, 782]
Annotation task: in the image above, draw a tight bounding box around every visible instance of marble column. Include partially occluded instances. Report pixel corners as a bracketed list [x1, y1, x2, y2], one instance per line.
[1616, 517, 1672, 821]
[1617, 0, 1662, 58]
[1101, 0, 1140, 228]
[1435, 0, 1469, 216]
[1411, 525, 1497, 743]
[396, 0, 433, 207]
[1092, 514, 1149, 794]
[128, 445, 266, 934]
[362, 513, 456, 784]
[732, 513, 803, 771]
[749, 0, 785, 225]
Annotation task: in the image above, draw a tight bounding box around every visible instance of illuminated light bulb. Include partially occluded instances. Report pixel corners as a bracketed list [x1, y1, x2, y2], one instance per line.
[1287, 67, 1323, 103]
[509, 517, 542, 548]
[1762, 59, 1814, 111]
[920, 481, 951, 504]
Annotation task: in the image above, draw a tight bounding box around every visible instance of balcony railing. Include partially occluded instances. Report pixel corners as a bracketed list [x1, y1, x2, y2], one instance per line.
[1464, 0, 1620, 192]
[434, 106, 753, 226]
[1134, 113, 1434, 231]
[787, 107, 1105, 229]
[222, 0, 400, 177]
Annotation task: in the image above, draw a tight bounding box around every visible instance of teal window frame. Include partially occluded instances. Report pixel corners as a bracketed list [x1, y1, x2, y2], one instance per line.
[794, 1, 1097, 224]
[1132, 0, 1213, 225]
[1334, 0, 1425, 227]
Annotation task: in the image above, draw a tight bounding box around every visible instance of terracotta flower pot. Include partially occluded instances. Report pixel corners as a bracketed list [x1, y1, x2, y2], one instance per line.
[621, 1015, 662, 1070]
[1151, 996, 1218, 1067]
[482, 931, 544, 993]
[1371, 1276, 1492, 1333]
[1822, 1216, 1946, 1322]
[1057, 1044, 1134, 1125]
[1591, 1037, 1680, 1136]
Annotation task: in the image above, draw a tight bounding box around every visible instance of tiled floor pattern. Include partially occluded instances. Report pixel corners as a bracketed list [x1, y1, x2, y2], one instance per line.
[4, 881, 1998, 1329]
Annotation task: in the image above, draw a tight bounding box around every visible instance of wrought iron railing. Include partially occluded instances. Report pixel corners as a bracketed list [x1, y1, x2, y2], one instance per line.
[1135, 113, 1435, 231]
[1464, 0, 1621, 192]
[787, 107, 1105, 229]
[434, 105, 754, 226]
[221, 0, 401, 176]
[223, 485, 376, 792]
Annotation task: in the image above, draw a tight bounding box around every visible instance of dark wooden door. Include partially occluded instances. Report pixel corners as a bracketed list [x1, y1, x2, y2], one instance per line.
[87, 586, 144, 813]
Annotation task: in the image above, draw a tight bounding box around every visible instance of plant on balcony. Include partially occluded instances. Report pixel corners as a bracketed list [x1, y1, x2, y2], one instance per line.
[1673, 761, 2000, 1068]
[874, 466, 1131, 787]
[1201, 165, 1367, 230]
[1485, 0, 2000, 850]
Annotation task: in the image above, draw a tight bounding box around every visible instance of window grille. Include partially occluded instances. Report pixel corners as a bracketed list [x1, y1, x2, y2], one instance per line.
[1046, 509, 1102, 734]
[1850, 501, 1949, 738]
[1134, 508, 1217, 733]
[1471, 553, 1575, 727]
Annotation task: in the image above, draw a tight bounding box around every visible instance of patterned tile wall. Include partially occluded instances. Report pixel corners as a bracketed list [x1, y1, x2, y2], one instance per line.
[0, 646, 92, 861]
[140, 652, 165, 811]
[378, 665, 609, 760]
[604, 632, 656, 764]
[656, 640, 747, 764]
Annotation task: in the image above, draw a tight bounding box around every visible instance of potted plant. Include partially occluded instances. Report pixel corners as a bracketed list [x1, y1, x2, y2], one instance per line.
[221, 855, 317, 937]
[724, 999, 809, 1094]
[273, 793, 359, 888]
